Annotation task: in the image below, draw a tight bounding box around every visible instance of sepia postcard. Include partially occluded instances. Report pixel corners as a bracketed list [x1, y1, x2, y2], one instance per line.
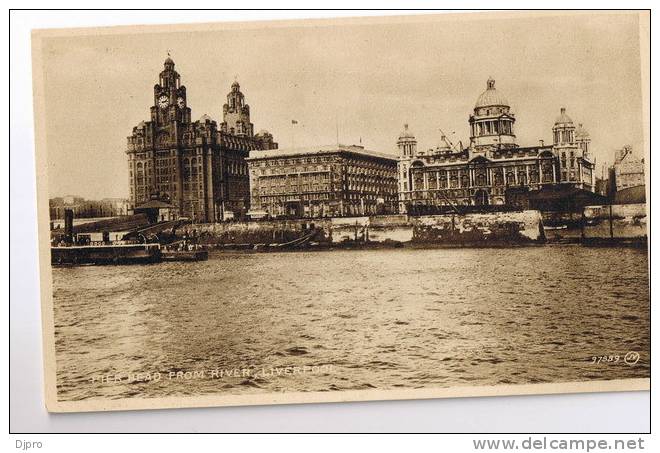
[31, 11, 650, 413]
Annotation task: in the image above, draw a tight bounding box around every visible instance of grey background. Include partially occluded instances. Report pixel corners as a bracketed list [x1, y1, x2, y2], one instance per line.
[10, 10, 650, 433]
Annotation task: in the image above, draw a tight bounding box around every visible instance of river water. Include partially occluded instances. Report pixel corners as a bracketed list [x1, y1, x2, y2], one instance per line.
[51, 246, 649, 402]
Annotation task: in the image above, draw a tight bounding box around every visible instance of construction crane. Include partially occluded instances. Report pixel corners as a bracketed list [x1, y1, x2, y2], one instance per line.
[438, 127, 463, 152]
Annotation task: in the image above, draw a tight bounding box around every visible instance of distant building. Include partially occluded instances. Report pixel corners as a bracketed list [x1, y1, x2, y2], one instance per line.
[49, 196, 83, 220]
[126, 58, 277, 223]
[246, 145, 399, 218]
[101, 198, 130, 216]
[594, 177, 609, 197]
[398, 78, 596, 213]
[609, 145, 645, 193]
[62, 195, 85, 206]
[49, 196, 129, 220]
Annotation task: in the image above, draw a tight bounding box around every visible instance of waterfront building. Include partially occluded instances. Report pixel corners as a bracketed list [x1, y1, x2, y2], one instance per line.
[609, 145, 645, 192]
[246, 145, 399, 218]
[126, 58, 278, 222]
[134, 197, 178, 224]
[605, 145, 646, 204]
[398, 78, 597, 213]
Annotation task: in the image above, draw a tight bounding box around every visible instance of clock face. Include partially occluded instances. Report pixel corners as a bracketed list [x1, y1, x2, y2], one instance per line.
[177, 97, 185, 108]
[158, 95, 169, 109]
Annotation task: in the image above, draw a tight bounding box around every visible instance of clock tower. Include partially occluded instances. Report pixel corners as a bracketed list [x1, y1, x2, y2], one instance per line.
[151, 57, 191, 131]
[127, 57, 278, 222]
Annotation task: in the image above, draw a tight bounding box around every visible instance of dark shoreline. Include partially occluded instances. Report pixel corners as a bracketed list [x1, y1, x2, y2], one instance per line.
[50, 238, 647, 267]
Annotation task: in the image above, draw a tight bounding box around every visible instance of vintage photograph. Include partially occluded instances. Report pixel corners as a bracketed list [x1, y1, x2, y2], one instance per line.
[32, 11, 649, 412]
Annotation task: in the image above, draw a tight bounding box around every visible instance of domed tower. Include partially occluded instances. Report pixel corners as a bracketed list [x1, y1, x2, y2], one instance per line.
[575, 123, 591, 160]
[397, 123, 417, 158]
[397, 124, 417, 213]
[221, 80, 254, 137]
[469, 78, 516, 154]
[552, 107, 580, 183]
[254, 129, 278, 150]
[552, 107, 576, 145]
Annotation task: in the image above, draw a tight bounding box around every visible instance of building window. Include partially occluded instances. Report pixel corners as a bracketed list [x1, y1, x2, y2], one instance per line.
[428, 173, 437, 190]
[506, 171, 515, 185]
[413, 173, 424, 191]
[460, 174, 469, 187]
[542, 164, 554, 182]
[529, 170, 539, 183]
[494, 171, 504, 186]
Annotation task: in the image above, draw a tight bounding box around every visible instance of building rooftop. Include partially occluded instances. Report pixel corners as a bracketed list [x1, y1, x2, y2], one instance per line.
[248, 144, 398, 162]
[398, 123, 415, 140]
[576, 123, 590, 139]
[554, 107, 574, 125]
[62, 214, 151, 234]
[475, 78, 509, 109]
[528, 186, 606, 202]
[135, 199, 175, 209]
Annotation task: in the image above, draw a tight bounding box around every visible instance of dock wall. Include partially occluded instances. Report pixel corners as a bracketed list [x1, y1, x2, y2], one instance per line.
[583, 203, 647, 239]
[542, 211, 584, 241]
[181, 219, 330, 244]
[180, 210, 545, 246]
[412, 210, 544, 244]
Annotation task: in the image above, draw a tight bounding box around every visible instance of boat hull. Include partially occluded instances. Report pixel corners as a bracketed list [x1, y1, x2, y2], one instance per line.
[161, 250, 209, 262]
[51, 244, 161, 265]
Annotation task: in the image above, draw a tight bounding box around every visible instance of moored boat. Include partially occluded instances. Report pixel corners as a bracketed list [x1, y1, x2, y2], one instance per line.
[51, 243, 161, 265]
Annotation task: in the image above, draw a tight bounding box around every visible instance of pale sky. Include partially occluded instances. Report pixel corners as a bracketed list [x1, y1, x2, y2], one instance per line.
[37, 12, 645, 199]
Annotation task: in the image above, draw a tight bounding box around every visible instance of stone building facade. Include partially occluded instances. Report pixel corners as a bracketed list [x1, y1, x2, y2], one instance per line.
[610, 145, 645, 192]
[246, 145, 399, 218]
[398, 78, 596, 212]
[126, 58, 277, 222]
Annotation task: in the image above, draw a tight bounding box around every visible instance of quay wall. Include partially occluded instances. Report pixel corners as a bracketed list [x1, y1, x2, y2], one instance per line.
[369, 215, 415, 243]
[542, 211, 583, 241]
[180, 219, 331, 244]
[329, 215, 415, 243]
[412, 210, 544, 244]
[168, 204, 648, 246]
[180, 210, 545, 246]
[583, 203, 647, 239]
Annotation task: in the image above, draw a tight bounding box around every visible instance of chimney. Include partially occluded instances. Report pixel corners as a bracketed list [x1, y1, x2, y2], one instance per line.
[539, 139, 544, 147]
[64, 208, 74, 244]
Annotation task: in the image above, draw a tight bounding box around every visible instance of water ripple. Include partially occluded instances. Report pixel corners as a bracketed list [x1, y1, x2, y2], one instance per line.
[52, 246, 649, 401]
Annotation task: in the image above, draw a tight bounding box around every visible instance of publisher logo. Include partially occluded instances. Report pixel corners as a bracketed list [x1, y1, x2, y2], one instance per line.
[624, 351, 640, 365]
